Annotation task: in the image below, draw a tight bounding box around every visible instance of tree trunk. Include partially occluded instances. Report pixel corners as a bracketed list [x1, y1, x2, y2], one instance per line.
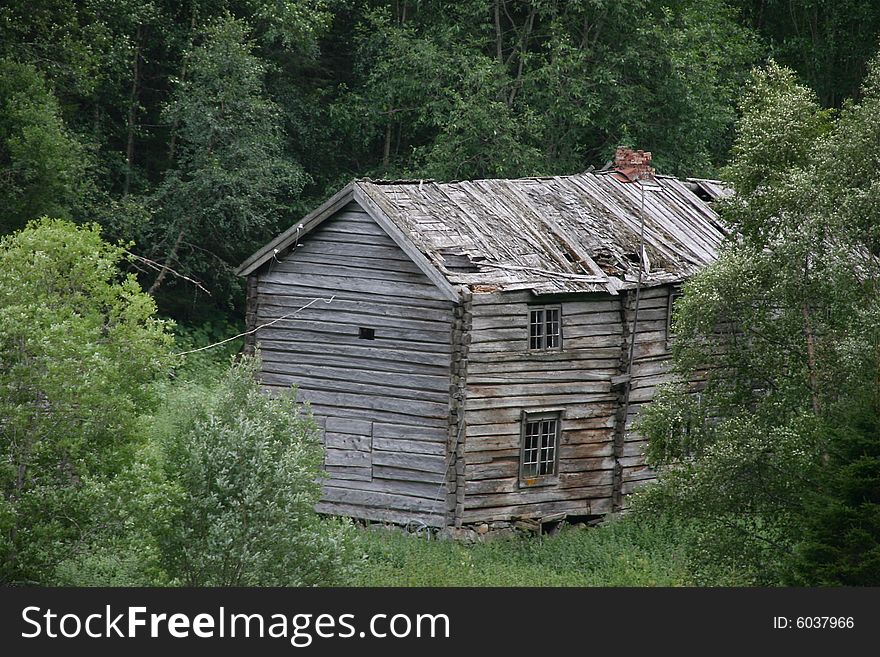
[148, 229, 185, 295]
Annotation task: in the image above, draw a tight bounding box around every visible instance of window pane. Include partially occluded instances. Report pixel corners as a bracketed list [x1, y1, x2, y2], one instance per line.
[523, 421, 540, 477]
[545, 308, 560, 348]
[539, 419, 557, 475]
[523, 416, 559, 478]
[529, 309, 544, 349]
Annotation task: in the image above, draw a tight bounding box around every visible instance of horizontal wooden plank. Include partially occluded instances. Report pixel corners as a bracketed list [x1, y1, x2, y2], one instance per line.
[321, 476, 442, 500]
[315, 501, 444, 527]
[558, 456, 617, 473]
[469, 346, 622, 363]
[467, 381, 612, 398]
[261, 370, 450, 405]
[323, 465, 372, 482]
[270, 385, 450, 420]
[257, 281, 453, 311]
[325, 432, 371, 452]
[256, 339, 451, 367]
[257, 324, 452, 351]
[274, 258, 428, 286]
[320, 486, 444, 514]
[465, 406, 616, 427]
[465, 428, 613, 452]
[466, 392, 617, 412]
[465, 460, 518, 481]
[560, 442, 614, 458]
[257, 301, 452, 330]
[372, 437, 446, 455]
[371, 465, 446, 485]
[325, 448, 371, 467]
[325, 416, 372, 435]
[372, 450, 447, 474]
[468, 334, 623, 353]
[468, 358, 620, 375]
[286, 239, 412, 263]
[371, 421, 448, 442]
[261, 270, 446, 300]
[559, 470, 613, 489]
[464, 485, 610, 510]
[261, 359, 450, 394]
[292, 399, 449, 428]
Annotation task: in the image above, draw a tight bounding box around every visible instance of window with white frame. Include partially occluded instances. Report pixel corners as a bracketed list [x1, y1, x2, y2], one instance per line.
[520, 411, 561, 482]
[529, 305, 562, 350]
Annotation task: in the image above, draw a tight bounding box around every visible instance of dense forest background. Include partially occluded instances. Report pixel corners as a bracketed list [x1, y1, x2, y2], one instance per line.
[3, 1, 880, 586]
[4, 0, 880, 323]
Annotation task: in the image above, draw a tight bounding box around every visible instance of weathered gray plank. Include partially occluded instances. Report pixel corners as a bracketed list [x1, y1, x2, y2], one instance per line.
[371, 450, 447, 474]
[315, 501, 443, 527]
[261, 360, 450, 393]
[323, 465, 372, 482]
[256, 340, 451, 367]
[372, 465, 446, 485]
[320, 486, 444, 514]
[325, 416, 372, 435]
[325, 432, 371, 452]
[325, 448, 371, 468]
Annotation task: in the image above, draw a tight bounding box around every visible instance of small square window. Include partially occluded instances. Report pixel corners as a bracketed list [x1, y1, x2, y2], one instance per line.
[359, 327, 375, 340]
[529, 305, 562, 350]
[520, 411, 561, 484]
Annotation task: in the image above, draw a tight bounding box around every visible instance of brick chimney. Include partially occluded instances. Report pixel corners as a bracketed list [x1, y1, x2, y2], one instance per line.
[613, 147, 655, 182]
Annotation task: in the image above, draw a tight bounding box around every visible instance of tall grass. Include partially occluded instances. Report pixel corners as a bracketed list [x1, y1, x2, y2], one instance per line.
[348, 515, 700, 587]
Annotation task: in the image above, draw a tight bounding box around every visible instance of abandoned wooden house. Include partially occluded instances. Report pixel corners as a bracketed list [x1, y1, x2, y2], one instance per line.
[236, 148, 727, 531]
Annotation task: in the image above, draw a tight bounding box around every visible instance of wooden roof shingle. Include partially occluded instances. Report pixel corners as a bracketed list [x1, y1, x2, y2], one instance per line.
[238, 171, 728, 296]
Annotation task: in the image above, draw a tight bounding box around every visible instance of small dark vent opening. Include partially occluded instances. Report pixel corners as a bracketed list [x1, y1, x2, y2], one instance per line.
[358, 327, 375, 340]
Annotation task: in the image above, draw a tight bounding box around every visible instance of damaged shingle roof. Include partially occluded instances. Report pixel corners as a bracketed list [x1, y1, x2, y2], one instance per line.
[356, 171, 727, 295]
[237, 170, 729, 297]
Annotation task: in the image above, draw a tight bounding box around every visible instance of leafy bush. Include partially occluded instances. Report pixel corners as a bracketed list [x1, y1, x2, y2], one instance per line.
[0, 218, 172, 584]
[151, 356, 356, 586]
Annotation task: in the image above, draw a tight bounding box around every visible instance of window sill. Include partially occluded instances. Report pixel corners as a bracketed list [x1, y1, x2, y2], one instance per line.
[518, 475, 559, 489]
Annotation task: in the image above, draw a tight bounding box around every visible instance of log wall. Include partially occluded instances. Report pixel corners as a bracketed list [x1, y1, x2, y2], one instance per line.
[251, 202, 454, 527]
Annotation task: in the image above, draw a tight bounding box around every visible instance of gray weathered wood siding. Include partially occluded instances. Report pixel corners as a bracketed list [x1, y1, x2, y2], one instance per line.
[458, 285, 678, 525]
[619, 285, 677, 497]
[250, 201, 455, 527]
[459, 290, 624, 524]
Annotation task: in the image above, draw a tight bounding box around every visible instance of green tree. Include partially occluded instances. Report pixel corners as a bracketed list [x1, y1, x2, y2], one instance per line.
[317, 0, 757, 186]
[0, 218, 173, 584]
[145, 15, 305, 301]
[0, 60, 93, 232]
[732, 0, 880, 108]
[153, 356, 355, 586]
[635, 59, 880, 584]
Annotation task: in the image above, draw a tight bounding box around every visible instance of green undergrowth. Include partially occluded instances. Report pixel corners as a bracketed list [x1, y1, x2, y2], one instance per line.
[349, 515, 702, 587]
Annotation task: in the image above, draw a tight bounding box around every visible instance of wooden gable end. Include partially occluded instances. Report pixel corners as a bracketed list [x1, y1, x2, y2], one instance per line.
[248, 200, 457, 527]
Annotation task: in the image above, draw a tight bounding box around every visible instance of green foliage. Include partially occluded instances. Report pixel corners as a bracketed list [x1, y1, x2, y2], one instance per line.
[350, 515, 703, 587]
[150, 356, 355, 586]
[636, 56, 880, 584]
[0, 59, 93, 231]
[731, 0, 880, 107]
[52, 440, 178, 586]
[326, 0, 758, 184]
[144, 14, 306, 302]
[787, 396, 880, 586]
[0, 218, 173, 584]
